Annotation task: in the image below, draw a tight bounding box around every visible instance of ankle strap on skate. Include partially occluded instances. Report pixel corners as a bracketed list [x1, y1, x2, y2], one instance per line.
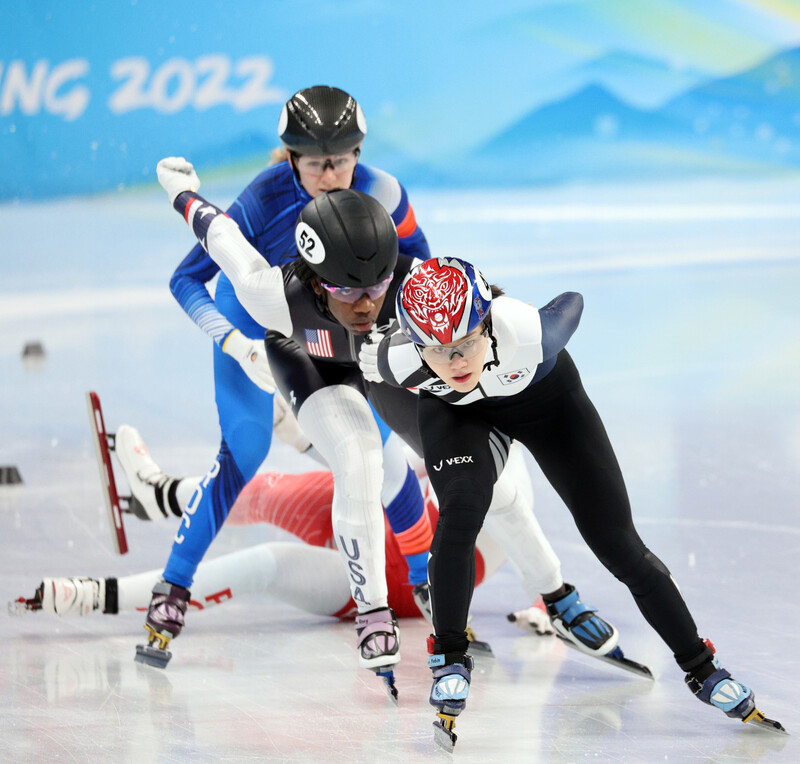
[427, 633, 471, 656]
[677, 638, 716, 674]
[355, 607, 397, 646]
[429, 652, 474, 671]
[546, 588, 596, 624]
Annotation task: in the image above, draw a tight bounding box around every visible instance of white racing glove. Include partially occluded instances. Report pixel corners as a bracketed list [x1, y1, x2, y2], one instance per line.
[272, 394, 311, 452]
[156, 156, 200, 205]
[358, 330, 384, 383]
[507, 603, 555, 636]
[222, 329, 276, 393]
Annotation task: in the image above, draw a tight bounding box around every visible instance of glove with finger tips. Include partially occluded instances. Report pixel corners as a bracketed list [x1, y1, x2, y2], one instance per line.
[222, 329, 276, 393]
[358, 331, 384, 383]
[157, 156, 201, 206]
[507, 604, 555, 636]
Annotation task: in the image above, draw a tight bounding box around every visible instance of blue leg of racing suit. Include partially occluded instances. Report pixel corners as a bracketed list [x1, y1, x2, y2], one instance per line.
[163, 279, 273, 588]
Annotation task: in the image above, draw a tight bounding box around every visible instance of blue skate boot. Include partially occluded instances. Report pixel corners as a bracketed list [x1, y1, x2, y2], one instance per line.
[135, 579, 190, 669]
[428, 643, 474, 751]
[685, 639, 787, 733]
[545, 583, 618, 656]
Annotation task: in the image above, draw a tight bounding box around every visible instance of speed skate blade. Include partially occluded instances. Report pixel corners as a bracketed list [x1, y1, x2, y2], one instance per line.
[135, 643, 172, 669]
[466, 626, 494, 656]
[556, 634, 653, 679]
[433, 716, 457, 752]
[86, 391, 128, 554]
[744, 708, 789, 735]
[374, 668, 399, 704]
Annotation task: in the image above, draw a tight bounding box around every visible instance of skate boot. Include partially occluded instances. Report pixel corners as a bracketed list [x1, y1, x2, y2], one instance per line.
[545, 583, 618, 657]
[685, 640, 787, 733]
[37, 578, 106, 616]
[428, 647, 474, 751]
[115, 425, 180, 520]
[355, 607, 400, 701]
[135, 579, 190, 669]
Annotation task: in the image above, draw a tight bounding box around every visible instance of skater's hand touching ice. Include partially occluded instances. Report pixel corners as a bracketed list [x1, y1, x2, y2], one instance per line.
[223, 329, 276, 393]
[507, 602, 554, 636]
[358, 331, 384, 383]
[157, 157, 200, 205]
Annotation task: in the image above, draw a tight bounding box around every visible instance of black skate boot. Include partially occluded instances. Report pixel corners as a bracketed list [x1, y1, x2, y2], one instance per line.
[135, 579, 190, 669]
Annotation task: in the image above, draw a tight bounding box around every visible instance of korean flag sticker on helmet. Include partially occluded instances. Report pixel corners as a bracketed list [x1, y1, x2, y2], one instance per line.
[295, 221, 326, 264]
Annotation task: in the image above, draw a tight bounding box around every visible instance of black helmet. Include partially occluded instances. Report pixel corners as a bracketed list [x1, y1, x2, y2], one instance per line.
[278, 85, 367, 156]
[295, 189, 397, 287]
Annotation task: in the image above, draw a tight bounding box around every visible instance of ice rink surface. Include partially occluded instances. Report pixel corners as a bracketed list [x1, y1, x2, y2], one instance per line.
[1, 175, 799, 762]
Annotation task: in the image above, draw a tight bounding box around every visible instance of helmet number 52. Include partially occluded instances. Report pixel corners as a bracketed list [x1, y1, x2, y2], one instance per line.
[295, 222, 326, 264]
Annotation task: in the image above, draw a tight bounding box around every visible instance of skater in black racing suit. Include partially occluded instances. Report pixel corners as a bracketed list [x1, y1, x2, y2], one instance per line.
[362, 255, 774, 735]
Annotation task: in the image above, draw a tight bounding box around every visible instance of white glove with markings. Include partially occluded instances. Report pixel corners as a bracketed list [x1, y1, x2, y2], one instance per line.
[156, 156, 200, 205]
[358, 331, 384, 383]
[223, 329, 276, 393]
[507, 604, 555, 636]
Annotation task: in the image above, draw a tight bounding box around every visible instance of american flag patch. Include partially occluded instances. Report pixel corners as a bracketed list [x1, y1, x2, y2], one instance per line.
[305, 328, 334, 357]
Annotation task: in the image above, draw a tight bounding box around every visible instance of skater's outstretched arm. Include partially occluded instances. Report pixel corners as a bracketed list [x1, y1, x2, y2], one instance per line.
[156, 157, 293, 337]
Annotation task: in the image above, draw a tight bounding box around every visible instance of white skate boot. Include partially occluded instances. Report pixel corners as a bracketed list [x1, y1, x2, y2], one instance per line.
[355, 607, 401, 701]
[38, 577, 106, 616]
[115, 425, 176, 520]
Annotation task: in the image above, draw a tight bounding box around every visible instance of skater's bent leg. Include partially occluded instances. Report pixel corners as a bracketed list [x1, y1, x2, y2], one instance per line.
[162, 344, 273, 588]
[297, 385, 389, 612]
[514, 354, 705, 660]
[162, 438, 247, 587]
[420, 394, 494, 653]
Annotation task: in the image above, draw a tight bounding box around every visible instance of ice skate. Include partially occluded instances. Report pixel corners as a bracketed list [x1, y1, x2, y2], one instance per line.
[545, 583, 618, 656]
[8, 577, 115, 616]
[543, 584, 652, 678]
[355, 607, 400, 702]
[428, 650, 474, 751]
[686, 642, 787, 734]
[115, 424, 177, 521]
[135, 580, 190, 669]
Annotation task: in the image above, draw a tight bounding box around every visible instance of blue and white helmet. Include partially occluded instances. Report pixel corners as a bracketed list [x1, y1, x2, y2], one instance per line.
[396, 257, 492, 346]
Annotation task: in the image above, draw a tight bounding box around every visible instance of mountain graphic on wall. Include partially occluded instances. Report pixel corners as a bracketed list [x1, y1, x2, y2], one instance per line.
[463, 46, 800, 186]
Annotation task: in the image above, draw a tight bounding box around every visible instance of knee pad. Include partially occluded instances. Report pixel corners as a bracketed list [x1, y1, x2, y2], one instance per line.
[437, 477, 492, 544]
[603, 542, 673, 594]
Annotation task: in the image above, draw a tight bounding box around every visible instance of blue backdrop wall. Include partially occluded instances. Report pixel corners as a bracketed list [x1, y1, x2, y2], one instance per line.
[3, 0, 800, 200]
